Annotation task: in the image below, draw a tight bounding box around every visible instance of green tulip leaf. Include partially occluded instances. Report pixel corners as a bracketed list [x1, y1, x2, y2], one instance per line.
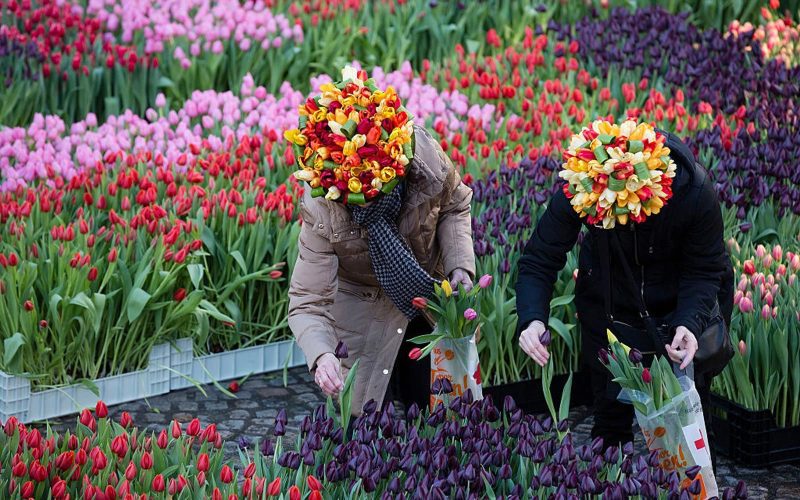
[127, 287, 152, 323]
[3, 332, 26, 372]
[187, 263, 204, 290]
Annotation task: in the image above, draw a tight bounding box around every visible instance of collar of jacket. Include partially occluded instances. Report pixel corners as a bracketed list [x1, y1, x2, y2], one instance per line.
[661, 130, 702, 196]
[401, 125, 448, 211]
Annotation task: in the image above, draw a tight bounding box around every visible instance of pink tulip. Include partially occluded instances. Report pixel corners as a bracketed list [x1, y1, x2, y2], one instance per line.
[761, 304, 772, 319]
[764, 292, 773, 307]
[762, 255, 774, 268]
[733, 290, 743, 306]
[739, 296, 754, 313]
[756, 244, 767, 258]
[738, 340, 746, 356]
[464, 308, 478, 321]
[478, 274, 493, 288]
[772, 245, 783, 261]
[777, 264, 787, 276]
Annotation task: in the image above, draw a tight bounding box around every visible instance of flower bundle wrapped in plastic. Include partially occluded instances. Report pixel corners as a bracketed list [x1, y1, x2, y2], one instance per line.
[285, 65, 415, 205]
[601, 330, 719, 499]
[560, 119, 676, 229]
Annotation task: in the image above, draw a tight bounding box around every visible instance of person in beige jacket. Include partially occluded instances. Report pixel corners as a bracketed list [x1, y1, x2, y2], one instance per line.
[288, 125, 475, 415]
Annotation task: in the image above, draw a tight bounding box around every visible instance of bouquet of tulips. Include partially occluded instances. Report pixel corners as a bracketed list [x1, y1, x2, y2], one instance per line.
[601, 331, 719, 499]
[407, 275, 493, 409]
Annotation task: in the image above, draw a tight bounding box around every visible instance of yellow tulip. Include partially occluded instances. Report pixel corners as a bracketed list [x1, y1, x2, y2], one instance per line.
[343, 141, 357, 157]
[606, 329, 619, 344]
[283, 129, 308, 146]
[379, 167, 396, 183]
[348, 178, 363, 194]
[621, 343, 631, 355]
[312, 109, 327, 123]
[334, 109, 348, 125]
[441, 280, 453, 297]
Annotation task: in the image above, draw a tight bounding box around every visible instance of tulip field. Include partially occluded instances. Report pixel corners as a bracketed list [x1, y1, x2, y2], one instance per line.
[1, 0, 800, 496]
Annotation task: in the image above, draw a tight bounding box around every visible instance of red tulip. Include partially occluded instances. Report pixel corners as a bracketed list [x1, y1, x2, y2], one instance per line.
[289, 486, 301, 500]
[120, 411, 133, 428]
[111, 435, 128, 458]
[212, 488, 222, 500]
[30, 461, 47, 481]
[270, 270, 283, 279]
[220, 465, 234, 484]
[12, 461, 27, 477]
[39, 320, 48, 328]
[96, 401, 109, 418]
[8, 253, 18, 266]
[411, 297, 428, 309]
[140, 451, 153, 470]
[108, 248, 118, 263]
[152, 474, 165, 492]
[642, 368, 652, 383]
[52, 479, 67, 499]
[197, 453, 209, 472]
[187, 418, 201, 437]
[267, 477, 281, 496]
[157, 429, 168, 449]
[80, 409, 95, 430]
[310, 491, 323, 500]
[24, 300, 34, 312]
[307, 475, 322, 491]
[408, 348, 422, 360]
[228, 381, 240, 393]
[743, 259, 756, 275]
[86, 266, 99, 282]
[171, 419, 182, 438]
[243, 478, 253, 497]
[197, 471, 206, 486]
[244, 462, 256, 479]
[125, 461, 137, 481]
[21, 481, 34, 498]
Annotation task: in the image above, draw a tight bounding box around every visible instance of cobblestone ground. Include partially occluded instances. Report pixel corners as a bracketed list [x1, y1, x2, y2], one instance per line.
[42, 367, 800, 498]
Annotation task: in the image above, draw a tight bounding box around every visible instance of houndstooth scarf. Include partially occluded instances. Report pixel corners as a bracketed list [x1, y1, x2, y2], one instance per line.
[350, 183, 437, 319]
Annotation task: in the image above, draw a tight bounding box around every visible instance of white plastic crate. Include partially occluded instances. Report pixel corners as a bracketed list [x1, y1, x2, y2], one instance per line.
[0, 342, 171, 423]
[169, 339, 306, 388]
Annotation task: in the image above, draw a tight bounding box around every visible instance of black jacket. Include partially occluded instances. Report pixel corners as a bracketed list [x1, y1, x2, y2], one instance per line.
[515, 133, 734, 341]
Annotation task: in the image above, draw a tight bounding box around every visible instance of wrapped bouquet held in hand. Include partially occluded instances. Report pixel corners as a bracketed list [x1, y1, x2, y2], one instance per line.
[602, 331, 719, 499]
[409, 275, 494, 410]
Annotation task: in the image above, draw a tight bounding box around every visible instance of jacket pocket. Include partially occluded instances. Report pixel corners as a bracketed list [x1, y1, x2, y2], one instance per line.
[331, 222, 368, 256]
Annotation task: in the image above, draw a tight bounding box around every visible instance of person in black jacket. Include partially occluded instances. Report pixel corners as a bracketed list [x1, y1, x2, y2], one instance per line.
[515, 131, 734, 448]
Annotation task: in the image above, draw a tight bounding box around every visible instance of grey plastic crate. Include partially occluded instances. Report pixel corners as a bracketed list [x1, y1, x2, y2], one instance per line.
[169, 339, 306, 387]
[0, 342, 171, 423]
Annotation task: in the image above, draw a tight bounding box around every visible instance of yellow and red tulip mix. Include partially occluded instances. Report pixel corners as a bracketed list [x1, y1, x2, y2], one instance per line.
[559, 119, 676, 229]
[285, 65, 415, 205]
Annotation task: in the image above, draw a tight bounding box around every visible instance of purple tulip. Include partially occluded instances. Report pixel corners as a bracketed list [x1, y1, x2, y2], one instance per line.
[628, 348, 643, 364]
[363, 400, 378, 415]
[735, 480, 748, 498]
[335, 341, 349, 359]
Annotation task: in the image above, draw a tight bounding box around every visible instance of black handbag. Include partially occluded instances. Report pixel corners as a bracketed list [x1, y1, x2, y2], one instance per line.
[598, 229, 734, 378]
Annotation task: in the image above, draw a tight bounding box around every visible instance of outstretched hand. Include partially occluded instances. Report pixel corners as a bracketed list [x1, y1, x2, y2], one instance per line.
[519, 320, 550, 367]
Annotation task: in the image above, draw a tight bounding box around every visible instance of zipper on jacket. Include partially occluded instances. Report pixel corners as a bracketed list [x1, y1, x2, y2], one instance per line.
[632, 225, 647, 313]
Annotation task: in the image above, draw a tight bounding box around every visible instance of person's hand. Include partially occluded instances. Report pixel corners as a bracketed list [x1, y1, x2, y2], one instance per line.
[519, 320, 550, 367]
[314, 353, 344, 396]
[666, 326, 698, 370]
[450, 268, 473, 293]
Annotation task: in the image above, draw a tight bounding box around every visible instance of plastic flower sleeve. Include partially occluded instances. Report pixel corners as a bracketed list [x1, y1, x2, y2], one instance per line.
[429, 332, 483, 411]
[620, 376, 719, 499]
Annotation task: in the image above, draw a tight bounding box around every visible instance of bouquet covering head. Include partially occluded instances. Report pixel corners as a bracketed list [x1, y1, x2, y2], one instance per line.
[559, 119, 676, 229]
[285, 65, 415, 205]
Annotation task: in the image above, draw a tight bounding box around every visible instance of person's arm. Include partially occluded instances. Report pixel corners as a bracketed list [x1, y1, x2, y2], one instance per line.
[515, 189, 582, 335]
[435, 147, 476, 282]
[288, 198, 340, 376]
[669, 178, 727, 336]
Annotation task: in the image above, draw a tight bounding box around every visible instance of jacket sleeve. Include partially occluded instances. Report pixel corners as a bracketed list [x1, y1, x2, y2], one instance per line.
[435, 152, 476, 278]
[515, 189, 582, 335]
[670, 178, 727, 335]
[288, 198, 340, 371]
